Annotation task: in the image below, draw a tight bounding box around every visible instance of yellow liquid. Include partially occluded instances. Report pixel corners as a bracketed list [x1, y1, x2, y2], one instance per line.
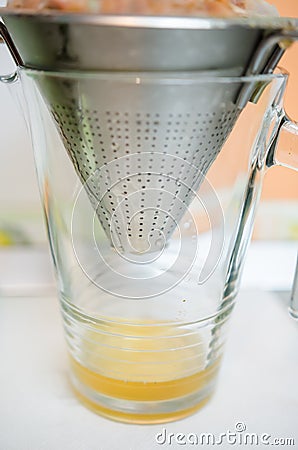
[69, 323, 220, 424]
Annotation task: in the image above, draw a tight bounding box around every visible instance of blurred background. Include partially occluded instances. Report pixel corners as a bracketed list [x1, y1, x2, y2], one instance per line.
[0, 0, 297, 295]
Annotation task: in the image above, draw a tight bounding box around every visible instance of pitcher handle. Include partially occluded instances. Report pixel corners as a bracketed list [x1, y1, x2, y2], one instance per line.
[290, 254, 298, 319]
[267, 112, 298, 171]
[266, 110, 298, 318]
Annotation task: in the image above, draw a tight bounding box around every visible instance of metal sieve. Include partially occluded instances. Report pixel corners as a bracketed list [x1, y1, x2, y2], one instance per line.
[1, 12, 298, 253]
[26, 69, 240, 253]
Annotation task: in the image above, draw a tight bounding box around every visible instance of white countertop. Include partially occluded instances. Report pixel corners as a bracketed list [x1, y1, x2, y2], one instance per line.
[0, 243, 298, 450]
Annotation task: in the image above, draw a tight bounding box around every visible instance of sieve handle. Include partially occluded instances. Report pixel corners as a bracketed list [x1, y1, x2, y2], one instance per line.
[0, 71, 18, 84]
[0, 21, 23, 67]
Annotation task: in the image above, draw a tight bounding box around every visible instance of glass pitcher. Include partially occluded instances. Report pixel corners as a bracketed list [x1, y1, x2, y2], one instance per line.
[0, 66, 297, 424]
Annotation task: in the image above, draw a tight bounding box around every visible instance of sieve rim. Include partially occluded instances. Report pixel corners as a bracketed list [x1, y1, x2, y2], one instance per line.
[1, 10, 297, 30]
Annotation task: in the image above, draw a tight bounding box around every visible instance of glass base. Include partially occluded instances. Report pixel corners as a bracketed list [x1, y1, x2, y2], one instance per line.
[69, 357, 219, 424]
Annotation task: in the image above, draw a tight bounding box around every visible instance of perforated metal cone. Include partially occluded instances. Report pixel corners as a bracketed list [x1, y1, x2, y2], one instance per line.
[1, 13, 298, 254]
[27, 70, 241, 253]
[0, 12, 298, 253]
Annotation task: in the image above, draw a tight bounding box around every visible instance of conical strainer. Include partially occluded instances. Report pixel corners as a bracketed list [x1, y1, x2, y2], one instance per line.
[1, 12, 298, 253]
[26, 69, 241, 253]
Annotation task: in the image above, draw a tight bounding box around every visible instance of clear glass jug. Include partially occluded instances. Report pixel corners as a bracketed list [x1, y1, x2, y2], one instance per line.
[1, 67, 297, 424]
